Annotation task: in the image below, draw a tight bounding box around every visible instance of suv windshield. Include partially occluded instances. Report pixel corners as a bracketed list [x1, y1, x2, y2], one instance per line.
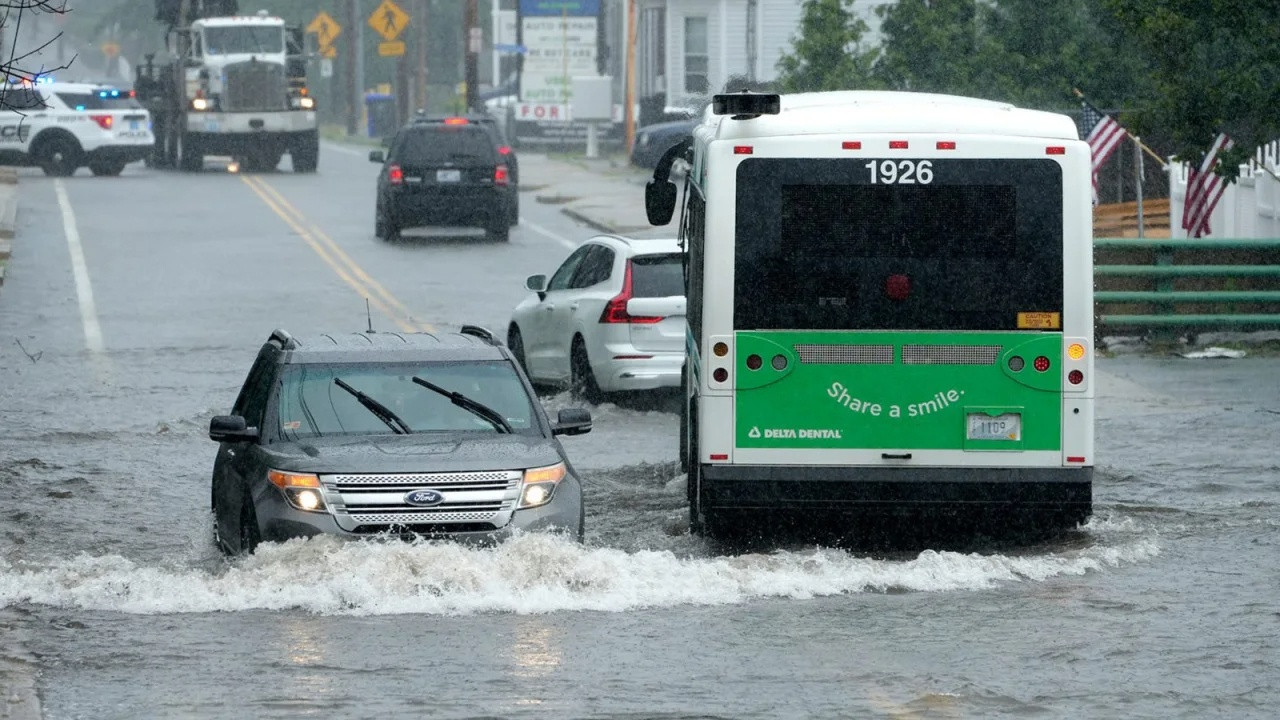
[395, 127, 495, 164]
[277, 361, 535, 438]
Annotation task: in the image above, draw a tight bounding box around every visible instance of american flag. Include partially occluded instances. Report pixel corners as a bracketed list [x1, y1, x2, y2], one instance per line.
[1080, 100, 1127, 204]
[1181, 133, 1235, 238]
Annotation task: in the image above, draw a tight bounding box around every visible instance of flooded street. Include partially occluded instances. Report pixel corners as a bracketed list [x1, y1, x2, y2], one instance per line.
[0, 155, 1277, 719]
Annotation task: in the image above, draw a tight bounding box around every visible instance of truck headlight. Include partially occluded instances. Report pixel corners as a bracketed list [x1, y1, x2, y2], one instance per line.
[518, 463, 566, 509]
[268, 469, 327, 512]
[190, 97, 211, 111]
[290, 96, 315, 110]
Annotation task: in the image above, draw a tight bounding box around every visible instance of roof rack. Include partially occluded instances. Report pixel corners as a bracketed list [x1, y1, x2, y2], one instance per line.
[268, 328, 297, 349]
[459, 325, 498, 345]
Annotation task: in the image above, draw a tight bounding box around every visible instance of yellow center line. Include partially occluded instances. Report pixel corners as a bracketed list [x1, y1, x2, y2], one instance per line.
[239, 175, 416, 333]
[247, 174, 435, 333]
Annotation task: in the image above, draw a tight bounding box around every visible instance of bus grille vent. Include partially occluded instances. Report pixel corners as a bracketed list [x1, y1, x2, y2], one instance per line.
[793, 344, 894, 364]
[902, 345, 1001, 365]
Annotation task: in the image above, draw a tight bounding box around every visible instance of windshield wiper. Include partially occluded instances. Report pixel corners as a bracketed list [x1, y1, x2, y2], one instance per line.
[411, 376, 512, 433]
[333, 378, 412, 435]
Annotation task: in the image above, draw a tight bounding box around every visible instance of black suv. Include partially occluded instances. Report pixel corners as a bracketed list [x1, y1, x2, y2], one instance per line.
[209, 326, 592, 555]
[408, 113, 520, 226]
[370, 119, 514, 242]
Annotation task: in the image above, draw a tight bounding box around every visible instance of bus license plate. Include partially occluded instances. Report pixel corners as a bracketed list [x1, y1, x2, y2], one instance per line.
[436, 169, 461, 182]
[966, 413, 1021, 441]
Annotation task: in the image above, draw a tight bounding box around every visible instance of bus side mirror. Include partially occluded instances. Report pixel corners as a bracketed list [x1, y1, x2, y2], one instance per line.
[645, 179, 677, 226]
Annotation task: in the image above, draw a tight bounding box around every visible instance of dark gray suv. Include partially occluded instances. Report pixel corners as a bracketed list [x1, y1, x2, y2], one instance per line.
[209, 326, 591, 555]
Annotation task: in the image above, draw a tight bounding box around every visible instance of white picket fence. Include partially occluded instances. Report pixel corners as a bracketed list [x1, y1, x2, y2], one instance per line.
[1168, 141, 1280, 238]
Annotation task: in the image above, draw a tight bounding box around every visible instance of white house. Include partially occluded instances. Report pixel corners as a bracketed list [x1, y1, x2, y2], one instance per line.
[633, 0, 888, 115]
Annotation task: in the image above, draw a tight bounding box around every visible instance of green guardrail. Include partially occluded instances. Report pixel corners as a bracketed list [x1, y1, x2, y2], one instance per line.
[1093, 238, 1280, 330]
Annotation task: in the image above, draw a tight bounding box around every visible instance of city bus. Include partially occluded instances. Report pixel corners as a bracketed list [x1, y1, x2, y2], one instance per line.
[645, 90, 1094, 537]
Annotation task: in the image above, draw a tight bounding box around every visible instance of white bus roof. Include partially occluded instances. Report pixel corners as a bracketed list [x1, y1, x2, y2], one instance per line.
[706, 90, 1080, 141]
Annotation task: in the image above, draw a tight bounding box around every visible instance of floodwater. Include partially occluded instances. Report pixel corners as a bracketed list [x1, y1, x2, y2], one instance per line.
[1, 349, 1278, 719]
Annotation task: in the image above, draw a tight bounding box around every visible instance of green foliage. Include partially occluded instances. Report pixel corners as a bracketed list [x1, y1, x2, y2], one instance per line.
[1101, 0, 1280, 175]
[775, 0, 881, 92]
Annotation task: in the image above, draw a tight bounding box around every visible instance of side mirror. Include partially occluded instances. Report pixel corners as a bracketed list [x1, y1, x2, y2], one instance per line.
[552, 408, 592, 436]
[209, 415, 259, 443]
[525, 274, 548, 293]
[368, 149, 385, 163]
[645, 179, 677, 226]
[380, 136, 392, 148]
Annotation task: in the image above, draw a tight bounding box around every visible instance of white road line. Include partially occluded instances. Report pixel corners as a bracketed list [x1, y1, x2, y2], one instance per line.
[320, 140, 374, 158]
[55, 180, 104, 354]
[520, 217, 578, 249]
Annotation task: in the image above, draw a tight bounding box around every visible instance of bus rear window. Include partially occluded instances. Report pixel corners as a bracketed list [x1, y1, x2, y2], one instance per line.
[734, 158, 1064, 332]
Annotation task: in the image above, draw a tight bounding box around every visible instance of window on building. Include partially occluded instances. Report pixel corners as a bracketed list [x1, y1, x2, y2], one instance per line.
[684, 16, 709, 94]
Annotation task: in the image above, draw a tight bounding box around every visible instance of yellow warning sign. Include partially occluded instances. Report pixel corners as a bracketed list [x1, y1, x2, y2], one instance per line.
[320, 45, 338, 60]
[101, 42, 120, 59]
[306, 11, 342, 49]
[369, 0, 410, 42]
[378, 40, 407, 57]
[1017, 312, 1061, 329]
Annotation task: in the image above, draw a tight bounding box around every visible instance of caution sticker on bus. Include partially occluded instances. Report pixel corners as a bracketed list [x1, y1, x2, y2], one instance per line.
[1017, 312, 1061, 329]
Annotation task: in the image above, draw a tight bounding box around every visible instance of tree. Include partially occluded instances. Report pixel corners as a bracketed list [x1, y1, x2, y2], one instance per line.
[1102, 0, 1280, 176]
[1, 0, 72, 110]
[776, 0, 880, 92]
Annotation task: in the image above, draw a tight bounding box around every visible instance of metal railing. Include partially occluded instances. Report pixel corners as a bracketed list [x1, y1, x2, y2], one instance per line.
[1094, 237, 1280, 329]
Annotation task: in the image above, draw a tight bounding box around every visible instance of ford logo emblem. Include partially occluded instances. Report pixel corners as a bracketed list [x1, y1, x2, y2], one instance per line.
[404, 489, 445, 507]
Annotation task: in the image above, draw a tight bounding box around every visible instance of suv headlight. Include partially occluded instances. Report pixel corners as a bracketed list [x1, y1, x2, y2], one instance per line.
[518, 463, 566, 509]
[268, 469, 327, 512]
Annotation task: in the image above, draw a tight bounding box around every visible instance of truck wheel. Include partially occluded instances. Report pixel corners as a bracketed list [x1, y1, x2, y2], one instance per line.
[508, 193, 519, 226]
[178, 132, 203, 172]
[89, 160, 127, 177]
[291, 130, 319, 173]
[246, 151, 282, 173]
[35, 135, 82, 177]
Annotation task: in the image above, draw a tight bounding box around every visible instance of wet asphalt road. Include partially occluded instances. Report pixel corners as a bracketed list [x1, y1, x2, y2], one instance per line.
[0, 148, 1278, 719]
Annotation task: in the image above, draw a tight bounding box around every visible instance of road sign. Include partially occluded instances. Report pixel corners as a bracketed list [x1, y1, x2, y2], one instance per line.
[306, 11, 342, 49]
[101, 42, 120, 59]
[378, 41, 407, 57]
[320, 45, 337, 59]
[369, 0, 409, 42]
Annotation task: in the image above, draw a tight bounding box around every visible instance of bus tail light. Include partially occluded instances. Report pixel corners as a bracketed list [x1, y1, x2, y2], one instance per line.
[600, 261, 663, 324]
[1034, 356, 1051, 372]
[706, 335, 734, 392]
[734, 145, 753, 155]
[1063, 337, 1091, 393]
[1068, 370, 1084, 385]
[842, 141, 862, 150]
[889, 140, 909, 149]
[936, 141, 956, 150]
[1046, 146, 1066, 155]
[388, 165, 404, 185]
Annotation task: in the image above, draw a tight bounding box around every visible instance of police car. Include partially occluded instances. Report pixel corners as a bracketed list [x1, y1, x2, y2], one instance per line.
[0, 80, 155, 176]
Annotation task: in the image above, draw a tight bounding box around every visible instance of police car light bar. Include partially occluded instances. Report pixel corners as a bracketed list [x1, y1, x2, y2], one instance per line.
[712, 92, 781, 119]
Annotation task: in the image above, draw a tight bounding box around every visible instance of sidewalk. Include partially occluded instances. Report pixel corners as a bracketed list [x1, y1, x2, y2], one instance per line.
[517, 152, 673, 237]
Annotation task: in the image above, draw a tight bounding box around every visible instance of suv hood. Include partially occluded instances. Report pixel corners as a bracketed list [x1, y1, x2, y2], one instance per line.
[261, 433, 564, 474]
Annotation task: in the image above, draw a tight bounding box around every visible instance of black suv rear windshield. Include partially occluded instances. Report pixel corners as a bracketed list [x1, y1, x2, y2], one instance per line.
[57, 91, 141, 110]
[395, 127, 495, 164]
[277, 361, 535, 437]
[631, 254, 683, 297]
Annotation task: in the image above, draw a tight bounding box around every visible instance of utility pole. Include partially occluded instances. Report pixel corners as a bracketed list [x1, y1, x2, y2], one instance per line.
[345, 0, 359, 135]
[464, 0, 479, 111]
[625, 0, 636, 153]
[415, 0, 428, 113]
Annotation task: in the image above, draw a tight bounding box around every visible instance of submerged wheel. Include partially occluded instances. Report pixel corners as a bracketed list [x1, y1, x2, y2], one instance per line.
[507, 325, 528, 375]
[238, 493, 262, 555]
[570, 338, 602, 404]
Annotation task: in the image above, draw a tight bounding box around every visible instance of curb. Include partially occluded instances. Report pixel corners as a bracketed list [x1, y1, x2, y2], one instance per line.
[0, 166, 16, 290]
[559, 206, 621, 235]
[0, 610, 41, 720]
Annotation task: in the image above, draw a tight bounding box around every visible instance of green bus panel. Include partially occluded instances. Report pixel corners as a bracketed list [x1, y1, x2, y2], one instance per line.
[733, 331, 1062, 451]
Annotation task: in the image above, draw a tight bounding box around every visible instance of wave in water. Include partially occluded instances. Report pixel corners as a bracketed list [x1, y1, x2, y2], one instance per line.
[0, 523, 1159, 616]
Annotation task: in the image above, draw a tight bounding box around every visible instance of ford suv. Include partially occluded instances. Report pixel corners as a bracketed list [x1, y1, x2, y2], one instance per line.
[209, 326, 592, 555]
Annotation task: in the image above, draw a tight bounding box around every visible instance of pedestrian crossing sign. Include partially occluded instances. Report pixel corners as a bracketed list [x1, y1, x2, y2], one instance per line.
[369, 0, 410, 42]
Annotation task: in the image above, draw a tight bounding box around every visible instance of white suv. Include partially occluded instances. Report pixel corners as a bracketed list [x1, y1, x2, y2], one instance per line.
[0, 80, 155, 176]
[508, 236, 686, 402]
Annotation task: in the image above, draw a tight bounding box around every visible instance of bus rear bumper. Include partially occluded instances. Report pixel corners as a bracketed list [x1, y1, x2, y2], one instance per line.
[699, 464, 1092, 513]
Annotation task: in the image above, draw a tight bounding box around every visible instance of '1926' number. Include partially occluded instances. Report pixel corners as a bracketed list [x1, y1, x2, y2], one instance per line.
[864, 159, 933, 184]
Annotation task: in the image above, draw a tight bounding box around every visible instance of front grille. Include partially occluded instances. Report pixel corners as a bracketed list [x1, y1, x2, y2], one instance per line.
[794, 344, 894, 365]
[348, 522, 500, 535]
[223, 60, 286, 112]
[321, 470, 522, 529]
[901, 345, 1002, 365]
